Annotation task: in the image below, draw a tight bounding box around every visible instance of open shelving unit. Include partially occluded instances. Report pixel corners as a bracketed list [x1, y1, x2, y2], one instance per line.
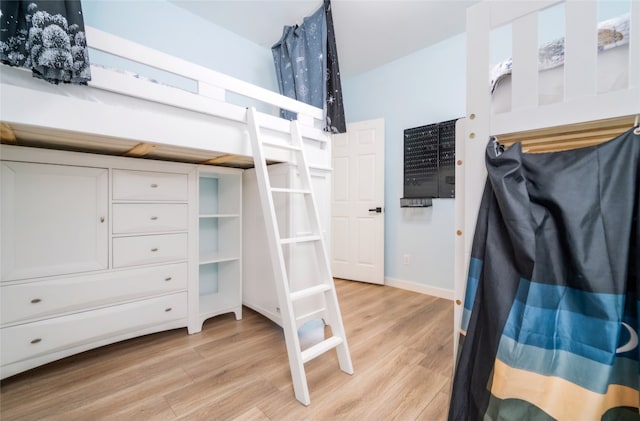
[196, 167, 243, 328]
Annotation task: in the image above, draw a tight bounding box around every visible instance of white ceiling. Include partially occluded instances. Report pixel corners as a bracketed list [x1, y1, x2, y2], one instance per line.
[169, 0, 477, 77]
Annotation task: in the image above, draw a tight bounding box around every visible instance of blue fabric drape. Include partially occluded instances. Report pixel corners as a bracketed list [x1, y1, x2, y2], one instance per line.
[272, 6, 326, 121]
[449, 128, 640, 421]
[323, 0, 345, 133]
[0, 0, 91, 84]
[272, 0, 346, 133]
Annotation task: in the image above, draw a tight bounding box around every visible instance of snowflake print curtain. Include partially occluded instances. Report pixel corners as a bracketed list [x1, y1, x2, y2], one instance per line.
[0, 1, 91, 84]
[271, 0, 346, 134]
[449, 128, 640, 421]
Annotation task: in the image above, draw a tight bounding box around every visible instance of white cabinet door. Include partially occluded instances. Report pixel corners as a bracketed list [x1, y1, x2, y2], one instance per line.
[1, 162, 108, 281]
[242, 164, 330, 326]
[288, 167, 330, 322]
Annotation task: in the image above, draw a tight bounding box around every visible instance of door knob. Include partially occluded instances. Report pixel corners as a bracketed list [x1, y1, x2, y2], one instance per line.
[368, 207, 382, 213]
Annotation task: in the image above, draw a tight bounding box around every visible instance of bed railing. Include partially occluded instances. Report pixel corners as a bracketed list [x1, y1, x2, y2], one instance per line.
[466, 0, 639, 137]
[85, 26, 326, 140]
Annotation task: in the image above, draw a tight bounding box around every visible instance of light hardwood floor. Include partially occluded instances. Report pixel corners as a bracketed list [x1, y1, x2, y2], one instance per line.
[0, 279, 454, 420]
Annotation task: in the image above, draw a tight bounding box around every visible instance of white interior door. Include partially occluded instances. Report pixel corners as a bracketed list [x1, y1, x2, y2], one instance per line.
[331, 119, 385, 284]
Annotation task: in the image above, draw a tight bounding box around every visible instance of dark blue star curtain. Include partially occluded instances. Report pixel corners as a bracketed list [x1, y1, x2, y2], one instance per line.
[0, 0, 91, 84]
[271, 0, 346, 133]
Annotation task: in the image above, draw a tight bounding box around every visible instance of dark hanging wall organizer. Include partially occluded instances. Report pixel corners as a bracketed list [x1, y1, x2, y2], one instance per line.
[401, 118, 458, 207]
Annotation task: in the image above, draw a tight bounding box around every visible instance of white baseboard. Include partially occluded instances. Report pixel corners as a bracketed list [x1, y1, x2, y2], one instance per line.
[384, 277, 454, 300]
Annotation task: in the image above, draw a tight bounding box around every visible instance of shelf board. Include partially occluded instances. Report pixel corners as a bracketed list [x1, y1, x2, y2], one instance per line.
[199, 254, 240, 265]
[199, 291, 239, 316]
[199, 213, 240, 218]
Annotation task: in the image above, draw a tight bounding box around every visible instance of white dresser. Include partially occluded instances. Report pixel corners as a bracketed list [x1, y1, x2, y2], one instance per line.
[0, 145, 242, 378]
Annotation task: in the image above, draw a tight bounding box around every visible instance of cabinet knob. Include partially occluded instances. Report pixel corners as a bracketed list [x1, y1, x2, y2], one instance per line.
[30, 298, 42, 304]
[31, 338, 42, 344]
[150, 183, 158, 188]
[164, 277, 172, 282]
[150, 216, 158, 221]
[151, 248, 159, 252]
[100, 217, 105, 223]
[165, 307, 172, 312]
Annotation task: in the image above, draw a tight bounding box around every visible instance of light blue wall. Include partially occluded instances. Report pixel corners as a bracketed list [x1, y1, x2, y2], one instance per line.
[342, 33, 466, 292]
[81, 0, 277, 92]
[80, 0, 464, 293]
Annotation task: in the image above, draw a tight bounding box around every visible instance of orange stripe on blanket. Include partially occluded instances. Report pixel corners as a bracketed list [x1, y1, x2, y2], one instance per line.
[491, 358, 639, 421]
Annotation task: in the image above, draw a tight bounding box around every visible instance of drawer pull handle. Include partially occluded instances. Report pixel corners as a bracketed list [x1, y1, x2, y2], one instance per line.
[165, 277, 172, 282]
[31, 338, 42, 344]
[30, 298, 42, 304]
[150, 216, 158, 220]
[165, 307, 172, 312]
[151, 248, 159, 252]
[150, 183, 158, 188]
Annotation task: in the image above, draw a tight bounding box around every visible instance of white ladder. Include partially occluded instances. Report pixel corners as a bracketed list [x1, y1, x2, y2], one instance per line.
[246, 107, 353, 406]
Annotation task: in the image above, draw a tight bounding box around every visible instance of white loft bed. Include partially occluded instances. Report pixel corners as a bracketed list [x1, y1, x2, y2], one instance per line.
[0, 26, 331, 169]
[0, 26, 334, 387]
[454, 0, 640, 352]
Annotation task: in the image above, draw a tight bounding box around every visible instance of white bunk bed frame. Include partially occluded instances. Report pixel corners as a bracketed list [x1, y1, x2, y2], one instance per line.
[454, 0, 640, 353]
[0, 26, 331, 168]
[0, 26, 337, 399]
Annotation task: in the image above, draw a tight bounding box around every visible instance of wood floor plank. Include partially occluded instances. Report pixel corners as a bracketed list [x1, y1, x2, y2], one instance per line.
[380, 366, 449, 421]
[0, 280, 454, 421]
[176, 377, 280, 420]
[105, 396, 179, 421]
[57, 368, 191, 421]
[230, 406, 272, 421]
[1, 346, 200, 420]
[417, 389, 452, 421]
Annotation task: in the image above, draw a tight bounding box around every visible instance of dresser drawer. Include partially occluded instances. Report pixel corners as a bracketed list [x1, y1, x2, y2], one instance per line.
[1, 292, 187, 367]
[113, 204, 188, 234]
[1, 263, 188, 325]
[113, 234, 187, 268]
[112, 170, 188, 201]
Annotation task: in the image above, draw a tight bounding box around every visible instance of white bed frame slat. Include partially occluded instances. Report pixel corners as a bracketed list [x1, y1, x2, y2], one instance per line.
[564, 0, 598, 101]
[511, 13, 539, 111]
[630, 0, 640, 88]
[85, 26, 323, 121]
[492, 87, 640, 136]
[88, 66, 246, 123]
[489, 0, 560, 28]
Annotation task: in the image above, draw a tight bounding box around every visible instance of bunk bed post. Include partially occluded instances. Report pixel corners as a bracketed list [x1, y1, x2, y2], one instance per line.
[453, 118, 466, 362]
[453, 2, 491, 348]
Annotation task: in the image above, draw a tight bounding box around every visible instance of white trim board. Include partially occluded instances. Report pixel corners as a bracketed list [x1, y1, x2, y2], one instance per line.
[384, 277, 454, 301]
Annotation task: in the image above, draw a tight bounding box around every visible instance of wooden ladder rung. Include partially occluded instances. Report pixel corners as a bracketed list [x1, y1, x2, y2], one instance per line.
[262, 140, 302, 151]
[280, 235, 321, 245]
[271, 187, 311, 194]
[301, 336, 344, 363]
[290, 284, 331, 302]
